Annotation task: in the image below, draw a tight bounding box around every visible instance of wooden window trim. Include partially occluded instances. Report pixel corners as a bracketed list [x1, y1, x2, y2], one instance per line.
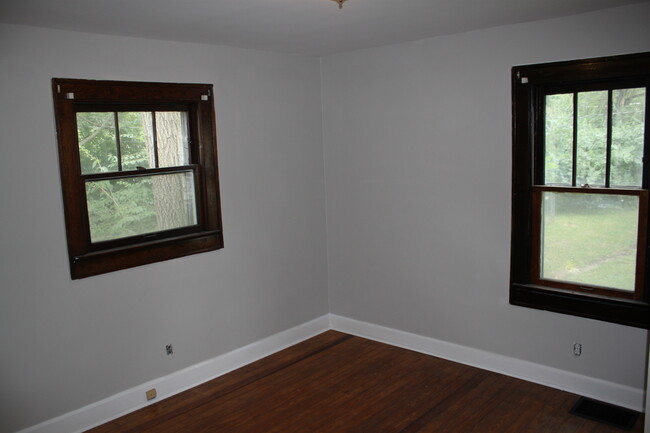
[510, 52, 650, 328]
[52, 78, 223, 279]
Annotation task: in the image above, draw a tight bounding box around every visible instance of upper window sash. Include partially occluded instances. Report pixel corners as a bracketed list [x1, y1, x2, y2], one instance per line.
[536, 87, 647, 189]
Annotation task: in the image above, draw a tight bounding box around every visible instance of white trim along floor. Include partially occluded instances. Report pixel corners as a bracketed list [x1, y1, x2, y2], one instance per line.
[17, 314, 645, 433]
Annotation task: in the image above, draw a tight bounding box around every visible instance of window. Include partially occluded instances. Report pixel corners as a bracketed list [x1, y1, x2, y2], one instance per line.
[510, 52, 650, 328]
[52, 79, 223, 279]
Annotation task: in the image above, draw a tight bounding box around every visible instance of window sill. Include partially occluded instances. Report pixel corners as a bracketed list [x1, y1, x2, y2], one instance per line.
[71, 230, 223, 279]
[510, 283, 650, 328]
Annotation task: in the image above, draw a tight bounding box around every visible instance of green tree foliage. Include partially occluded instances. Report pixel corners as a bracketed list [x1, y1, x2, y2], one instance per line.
[544, 88, 646, 187]
[611, 88, 646, 186]
[77, 112, 158, 242]
[544, 93, 573, 185]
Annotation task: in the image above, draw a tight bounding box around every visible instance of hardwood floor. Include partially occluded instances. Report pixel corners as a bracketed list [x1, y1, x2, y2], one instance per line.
[86, 331, 643, 432]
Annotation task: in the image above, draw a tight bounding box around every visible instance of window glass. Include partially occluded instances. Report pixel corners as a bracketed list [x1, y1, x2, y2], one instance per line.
[545, 93, 574, 185]
[540, 192, 639, 292]
[155, 111, 190, 167]
[85, 171, 197, 243]
[576, 91, 608, 187]
[118, 112, 155, 171]
[611, 88, 646, 187]
[77, 112, 117, 174]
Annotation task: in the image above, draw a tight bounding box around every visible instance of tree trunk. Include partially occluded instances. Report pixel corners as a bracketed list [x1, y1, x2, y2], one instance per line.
[142, 112, 194, 231]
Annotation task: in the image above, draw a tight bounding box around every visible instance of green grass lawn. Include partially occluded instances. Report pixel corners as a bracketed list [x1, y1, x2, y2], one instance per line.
[541, 205, 638, 291]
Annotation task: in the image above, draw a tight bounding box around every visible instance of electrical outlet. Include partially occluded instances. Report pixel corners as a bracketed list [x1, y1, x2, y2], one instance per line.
[573, 342, 582, 356]
[166, 344, 173, 356]
[145, 388, 157, 401]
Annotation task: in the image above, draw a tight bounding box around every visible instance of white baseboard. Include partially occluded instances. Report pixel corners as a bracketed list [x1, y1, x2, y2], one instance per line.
[330, 314, 645, 412]
[16, 315, 330, 433]
[17, 313, 644, 433]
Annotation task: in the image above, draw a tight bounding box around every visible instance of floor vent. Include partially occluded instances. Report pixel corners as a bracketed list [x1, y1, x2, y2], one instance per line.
[570, 397, 638, 430]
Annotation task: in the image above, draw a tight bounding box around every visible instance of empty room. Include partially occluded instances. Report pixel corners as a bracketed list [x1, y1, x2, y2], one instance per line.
[1, 1, 650, 432]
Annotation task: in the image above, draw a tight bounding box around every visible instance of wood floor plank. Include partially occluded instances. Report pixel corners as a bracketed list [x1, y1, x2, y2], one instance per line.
[344, 359, 482, 433]
[408, 372, 520, 432]
[86, 330, 352, 433]
[150, 337, 444, 433]
[85, 331, 644, 433]
[518, 389, 585, 433]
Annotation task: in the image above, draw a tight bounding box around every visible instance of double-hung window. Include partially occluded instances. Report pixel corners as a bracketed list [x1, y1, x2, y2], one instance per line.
[510, 52, 650, 328]
[53, 79, 223, 279]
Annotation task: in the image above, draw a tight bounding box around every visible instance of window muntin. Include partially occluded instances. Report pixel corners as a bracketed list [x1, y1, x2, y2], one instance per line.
[53, 79, 223, 279]
[510, 52, 650, 328]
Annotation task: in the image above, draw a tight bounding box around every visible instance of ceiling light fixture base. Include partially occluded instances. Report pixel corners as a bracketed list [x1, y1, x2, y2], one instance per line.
[331, 0, 347, 9]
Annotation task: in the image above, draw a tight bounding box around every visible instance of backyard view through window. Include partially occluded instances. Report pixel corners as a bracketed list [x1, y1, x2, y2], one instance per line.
[539, 88, 646, 292]
[540, 191, 639, 291]
[77, 111, 197, 243]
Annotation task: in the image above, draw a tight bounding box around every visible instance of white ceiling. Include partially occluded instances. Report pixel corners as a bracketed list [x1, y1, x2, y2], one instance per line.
[0, 0, 646, 56]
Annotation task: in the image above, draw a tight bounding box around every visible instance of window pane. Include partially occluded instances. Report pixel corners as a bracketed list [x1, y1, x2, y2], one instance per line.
[540, 192, 638, 291]
[544, 93, 574, 185]
[76, 112, 117, 174]
[86, 171, 197, 243]
[576, 91, 608, 187]
[118, 112, 155, 171]
[155, 111, 190, 167]
[611, 88, 646, 187]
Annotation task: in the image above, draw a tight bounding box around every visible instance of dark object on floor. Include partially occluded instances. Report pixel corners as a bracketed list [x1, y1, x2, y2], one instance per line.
[570, 397, 639, 430]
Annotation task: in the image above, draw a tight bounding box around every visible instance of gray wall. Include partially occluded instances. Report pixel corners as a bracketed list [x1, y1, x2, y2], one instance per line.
[322, 2, 650, 391]
[0, 24, 328, 432]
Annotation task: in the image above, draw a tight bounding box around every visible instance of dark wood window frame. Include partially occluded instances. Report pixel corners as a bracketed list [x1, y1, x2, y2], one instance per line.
[510, 52, 650, 328]
[52, 79, 223, 279]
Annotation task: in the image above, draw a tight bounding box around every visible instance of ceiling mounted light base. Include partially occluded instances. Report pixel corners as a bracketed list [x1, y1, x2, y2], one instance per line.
[331, 0, 347, 9]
